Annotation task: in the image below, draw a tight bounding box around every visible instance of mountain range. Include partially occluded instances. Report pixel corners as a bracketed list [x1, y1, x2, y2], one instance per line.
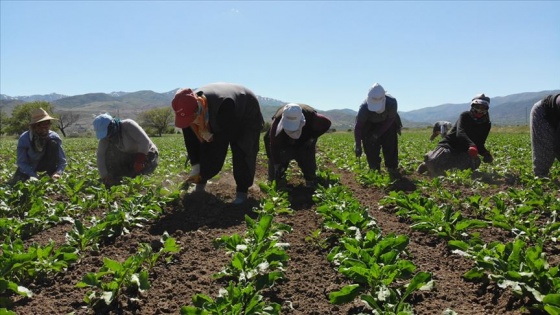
[1, 89, 559, 132]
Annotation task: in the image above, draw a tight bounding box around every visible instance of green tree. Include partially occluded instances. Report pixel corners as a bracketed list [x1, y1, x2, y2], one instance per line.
[0, 106, 6, 136]
[5, 101, 56, 136]
[137, 107, 174, 137]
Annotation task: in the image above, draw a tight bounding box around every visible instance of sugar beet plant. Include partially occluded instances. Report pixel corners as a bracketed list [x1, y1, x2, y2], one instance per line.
[0, 136, 187, 312]
[450, 238, 560, 314]
[76, 232, 179, 309]
[319, 130, 559, 314]
[313, 183, 432, 314]
[181, 184, 292, 315]
[2, 128, 560, 314]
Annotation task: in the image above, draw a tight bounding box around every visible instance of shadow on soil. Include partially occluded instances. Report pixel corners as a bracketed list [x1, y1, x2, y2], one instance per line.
[149, 191, 260, 235]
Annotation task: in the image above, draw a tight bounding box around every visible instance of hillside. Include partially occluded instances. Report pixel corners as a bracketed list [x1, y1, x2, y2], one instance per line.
[0, 90, 358, 132]
[2, 89, 559, 133]
[399, 90, 560, 126]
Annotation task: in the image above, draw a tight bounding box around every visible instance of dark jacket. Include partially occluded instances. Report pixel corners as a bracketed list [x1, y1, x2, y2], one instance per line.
[195, 83, 264, 135]
[183, 83, 264, 164]
[265, 104, 331, 163]
[354, 95, 401, 146]
[543, 94, 560, 129]
[541, 94, 560, 157]
[438, 111, 491, 156]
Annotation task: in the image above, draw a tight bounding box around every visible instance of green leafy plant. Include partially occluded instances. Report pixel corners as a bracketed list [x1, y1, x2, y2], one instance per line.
[181, 281, 281, 315]
[213, 214, 290, 291]
[451, 238, 560, 310]
[76, 235, 179, 308]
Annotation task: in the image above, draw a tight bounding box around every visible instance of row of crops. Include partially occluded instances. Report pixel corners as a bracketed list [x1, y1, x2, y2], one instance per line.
[318, 131, 560, 314]
[1, 129, 559, 314]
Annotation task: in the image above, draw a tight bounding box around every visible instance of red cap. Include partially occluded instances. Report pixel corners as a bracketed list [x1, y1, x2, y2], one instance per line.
[172, 88, 199, 128]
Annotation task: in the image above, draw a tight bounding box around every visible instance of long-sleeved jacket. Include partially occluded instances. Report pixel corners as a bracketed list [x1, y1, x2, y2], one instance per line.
[199, 83, 263, 134]
[183, 83, 264, 164]
[96, 119, 158, 178]
[438, 111, 491, 156]
[354, 95, 401, 147]
[266, 104, 331, 164]
[16, 130, 67, 177]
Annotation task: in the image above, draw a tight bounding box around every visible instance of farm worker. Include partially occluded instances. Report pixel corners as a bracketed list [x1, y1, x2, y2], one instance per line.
[171, 82, 264, 205]
[529, 93, 560, 177]
[417, 93, 493, 176]
[430, 121, 453, 141]
[92, 113, 159, 186]
[264, 103, 332, 189]
[8, 108, 67, 184]
[354, 83, 403, 179]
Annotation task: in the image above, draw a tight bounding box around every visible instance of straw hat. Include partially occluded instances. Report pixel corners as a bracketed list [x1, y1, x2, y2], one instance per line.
[30, 108, 57, 125]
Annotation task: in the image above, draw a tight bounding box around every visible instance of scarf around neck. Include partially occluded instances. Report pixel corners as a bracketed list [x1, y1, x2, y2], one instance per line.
[191, 95, 213, 142]
[30, 129, 47, 153]
[469, 110, 490, 124]
[106, 118, 124, 148]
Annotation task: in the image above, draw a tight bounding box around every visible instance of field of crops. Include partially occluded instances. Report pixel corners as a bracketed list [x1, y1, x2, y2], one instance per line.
[1, 128, 559, 315]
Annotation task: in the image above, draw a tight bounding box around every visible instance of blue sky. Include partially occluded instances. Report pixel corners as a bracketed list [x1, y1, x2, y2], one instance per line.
[1, 1, 558, 112]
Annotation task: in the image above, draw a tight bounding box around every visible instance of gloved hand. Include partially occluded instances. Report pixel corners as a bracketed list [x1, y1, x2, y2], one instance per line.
[272, 164, 287, 189]
[355, 145, 363, 157]
[483, 152, 493, 164]
[134, 153, 147, 173]
[102, 175, 116, 186]
[468, 146, 479, 158]
[187, 164, 201, 183]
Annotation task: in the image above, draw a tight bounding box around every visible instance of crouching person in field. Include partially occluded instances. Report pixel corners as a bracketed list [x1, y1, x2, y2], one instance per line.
[530, 93, 560, 177]
[9, 108, 67, 184]
[171, 83, 264, 205]
[417, 93, 493, 177]
[264, 103, 332, 189]
[354, 83, 403, 179]
[92, 113, 159, 186]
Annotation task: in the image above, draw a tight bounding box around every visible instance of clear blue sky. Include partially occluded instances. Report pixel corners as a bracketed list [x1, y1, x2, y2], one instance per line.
[1, 1, 558, 112]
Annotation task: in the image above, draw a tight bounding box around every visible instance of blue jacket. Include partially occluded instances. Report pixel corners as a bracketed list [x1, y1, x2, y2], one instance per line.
[16, 130, 67, 177]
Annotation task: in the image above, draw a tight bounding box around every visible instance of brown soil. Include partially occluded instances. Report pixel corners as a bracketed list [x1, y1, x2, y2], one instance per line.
[9, 157, 550, 315]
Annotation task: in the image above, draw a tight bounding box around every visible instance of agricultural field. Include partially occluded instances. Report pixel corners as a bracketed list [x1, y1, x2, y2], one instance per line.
[1, 128, 559, 315]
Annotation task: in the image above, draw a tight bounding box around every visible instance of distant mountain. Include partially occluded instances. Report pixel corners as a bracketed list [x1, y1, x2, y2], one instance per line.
[0, 89, 357, 131]
[0, 93, 68, 102]
[399, 90, 560, 126]
[2, 89, 559, 131]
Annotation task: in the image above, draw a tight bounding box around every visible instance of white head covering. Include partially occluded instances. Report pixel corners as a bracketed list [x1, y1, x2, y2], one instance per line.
[276, 103, 306, 139]
[366, 83, 386, 113]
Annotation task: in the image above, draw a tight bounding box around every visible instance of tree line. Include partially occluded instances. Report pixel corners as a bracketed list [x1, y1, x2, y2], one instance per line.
[0, 102, 176, 138]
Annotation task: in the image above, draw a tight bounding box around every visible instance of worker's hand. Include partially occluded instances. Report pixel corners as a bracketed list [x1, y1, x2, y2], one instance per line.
[468, 146, 479, 158]
[187, 164, 201, 183]
[102, 175, 116, 186]
[483, 152, 493, 164]
[134, 153, 147, 173]
[51, 173, 61, 180]
[355, 145, 363, 157]
[186, 174, 201, 184]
